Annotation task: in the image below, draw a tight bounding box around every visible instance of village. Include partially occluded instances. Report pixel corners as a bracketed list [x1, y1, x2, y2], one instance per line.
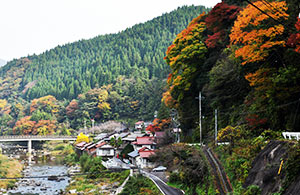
[74, 120, 171, 171]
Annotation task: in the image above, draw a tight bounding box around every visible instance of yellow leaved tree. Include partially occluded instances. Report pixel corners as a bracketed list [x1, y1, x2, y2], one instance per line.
[76, 132, 89, 144]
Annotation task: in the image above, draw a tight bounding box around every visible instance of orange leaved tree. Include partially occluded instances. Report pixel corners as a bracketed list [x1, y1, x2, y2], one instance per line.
[230, 0, 289, 65]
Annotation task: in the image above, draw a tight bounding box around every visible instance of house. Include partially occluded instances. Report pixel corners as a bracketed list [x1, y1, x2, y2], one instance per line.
[96, 142, 115, 157]
[132, 136, 156, 151]
[136, 147, 155, 169]
[122, 132, 146, 143]
[74, 141, 88, 155]
[155, 131, 165, 145]
[102, 157, 130, 170]
[128, 150, 139, 165]
[85, 143, 97, 157]
[94, 133, 108, 141]
[135, 121, 144, 130]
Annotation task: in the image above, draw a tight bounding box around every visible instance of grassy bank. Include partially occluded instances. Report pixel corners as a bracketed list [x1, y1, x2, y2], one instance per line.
[120, 174, 162, 195]
[0, 154, 23, 189]
[66, 170, 130, 195]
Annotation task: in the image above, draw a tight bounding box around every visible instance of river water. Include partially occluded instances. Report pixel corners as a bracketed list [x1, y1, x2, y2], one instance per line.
[8, 165, 69, 195]
[1, 144, 70, 195]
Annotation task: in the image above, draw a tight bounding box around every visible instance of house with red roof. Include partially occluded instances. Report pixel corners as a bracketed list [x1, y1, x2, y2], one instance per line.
[136, 147, 156, 168]
[132, 136, 156, 151]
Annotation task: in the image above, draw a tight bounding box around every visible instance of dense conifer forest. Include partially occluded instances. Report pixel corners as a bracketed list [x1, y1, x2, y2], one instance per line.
[0, 5, 209, 133]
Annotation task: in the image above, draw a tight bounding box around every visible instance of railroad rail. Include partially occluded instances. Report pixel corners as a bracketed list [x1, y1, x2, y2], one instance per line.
[203, 147, 232, 195]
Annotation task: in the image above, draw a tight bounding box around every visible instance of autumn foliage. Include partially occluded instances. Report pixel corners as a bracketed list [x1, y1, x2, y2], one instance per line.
[76, 132, 89, 144]
[30, 95, 59, 114]
[230, 1, 288, 65]
[205, 2, 241, 48]
[13, 116, 56, 135]
[287, 18, 300, 53]
[164, 12, 207, 104]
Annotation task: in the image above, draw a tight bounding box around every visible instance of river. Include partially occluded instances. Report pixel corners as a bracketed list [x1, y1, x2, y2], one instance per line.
[1, 143, 70, 195]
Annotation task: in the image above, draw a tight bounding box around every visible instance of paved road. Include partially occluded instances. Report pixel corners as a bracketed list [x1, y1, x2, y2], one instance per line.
[142, 171, 184, 195]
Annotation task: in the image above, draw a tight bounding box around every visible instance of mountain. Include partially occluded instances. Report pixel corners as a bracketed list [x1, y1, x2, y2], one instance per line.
[0, 5, 209, 102]
[0, 59, 6, 67]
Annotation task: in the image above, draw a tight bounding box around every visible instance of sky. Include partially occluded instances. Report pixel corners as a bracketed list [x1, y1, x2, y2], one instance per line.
[0, 0, 221, 62]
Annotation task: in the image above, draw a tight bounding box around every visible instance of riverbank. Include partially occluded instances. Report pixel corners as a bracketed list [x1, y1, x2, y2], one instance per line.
[0, 154, 23, 190]
[65, 170, 130, 195]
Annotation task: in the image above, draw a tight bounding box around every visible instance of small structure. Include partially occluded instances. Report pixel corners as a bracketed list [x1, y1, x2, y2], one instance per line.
[135, 121, 144, 130]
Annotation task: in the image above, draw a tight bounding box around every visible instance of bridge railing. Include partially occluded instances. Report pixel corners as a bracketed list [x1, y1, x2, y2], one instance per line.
[0, 135, 76, 140]
[282, 132, 300, 141]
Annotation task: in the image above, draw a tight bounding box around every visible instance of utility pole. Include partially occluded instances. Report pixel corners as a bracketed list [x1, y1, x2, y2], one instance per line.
[215, 109, 218, 145]
[91, 119, 95, 135]
[170, 109, 180, 143]
[199, 91, 202, 145]
[84, 120, 87, 134]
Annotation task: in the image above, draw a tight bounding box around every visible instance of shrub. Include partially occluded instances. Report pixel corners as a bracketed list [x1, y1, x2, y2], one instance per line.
[54, 144, 65, 151]
[283, 142, 300, 190]
[244, 185, 261, 195]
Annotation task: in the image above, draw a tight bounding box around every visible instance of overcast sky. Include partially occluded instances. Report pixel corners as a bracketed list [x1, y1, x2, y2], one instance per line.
[0, 0, 221, 61]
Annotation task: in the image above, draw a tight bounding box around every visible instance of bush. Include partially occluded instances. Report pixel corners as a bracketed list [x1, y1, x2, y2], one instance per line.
[151, 143, 209, 194]
[283, 142, 300, 190]
[79, 154, 105, 178]
[244, 185, 261, 195]
[169, 172, 181, 183]
[54, 144, 65, 151]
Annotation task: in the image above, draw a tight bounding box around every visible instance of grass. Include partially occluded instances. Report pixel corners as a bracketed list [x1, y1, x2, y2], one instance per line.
[0, 154, 23, 189]
[65, 170, 130, 195]
[120, 174, 162, 195]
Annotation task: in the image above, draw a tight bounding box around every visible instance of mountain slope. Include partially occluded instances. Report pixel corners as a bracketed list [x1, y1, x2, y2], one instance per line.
[0, 5, 209, 101]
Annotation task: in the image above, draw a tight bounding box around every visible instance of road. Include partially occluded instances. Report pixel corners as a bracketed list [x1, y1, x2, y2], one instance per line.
[142, 171, 184, 195]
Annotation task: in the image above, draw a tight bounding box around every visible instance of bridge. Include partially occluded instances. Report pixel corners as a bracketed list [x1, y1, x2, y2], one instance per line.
[0, 135, 76, 142]
[0, 135, 77, 159]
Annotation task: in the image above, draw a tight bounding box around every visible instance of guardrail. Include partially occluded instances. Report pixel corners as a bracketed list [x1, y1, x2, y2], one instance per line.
[282, 132, 300, 141]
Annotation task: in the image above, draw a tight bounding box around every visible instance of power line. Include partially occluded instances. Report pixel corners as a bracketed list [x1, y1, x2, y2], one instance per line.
[261, 0, 288, 20]
[243, 0, 295, 33]
[219, 98, 300, 116]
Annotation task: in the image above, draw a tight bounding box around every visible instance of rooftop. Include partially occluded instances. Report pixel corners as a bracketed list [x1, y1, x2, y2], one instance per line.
[134, 136, 155, 145]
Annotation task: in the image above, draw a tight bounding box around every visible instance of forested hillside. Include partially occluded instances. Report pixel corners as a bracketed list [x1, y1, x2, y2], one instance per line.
[0, 5, 208, 101]
[0, 5, 209, 134]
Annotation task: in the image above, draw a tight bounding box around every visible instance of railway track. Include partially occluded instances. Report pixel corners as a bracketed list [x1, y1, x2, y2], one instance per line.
[203, 147, 232, 195]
